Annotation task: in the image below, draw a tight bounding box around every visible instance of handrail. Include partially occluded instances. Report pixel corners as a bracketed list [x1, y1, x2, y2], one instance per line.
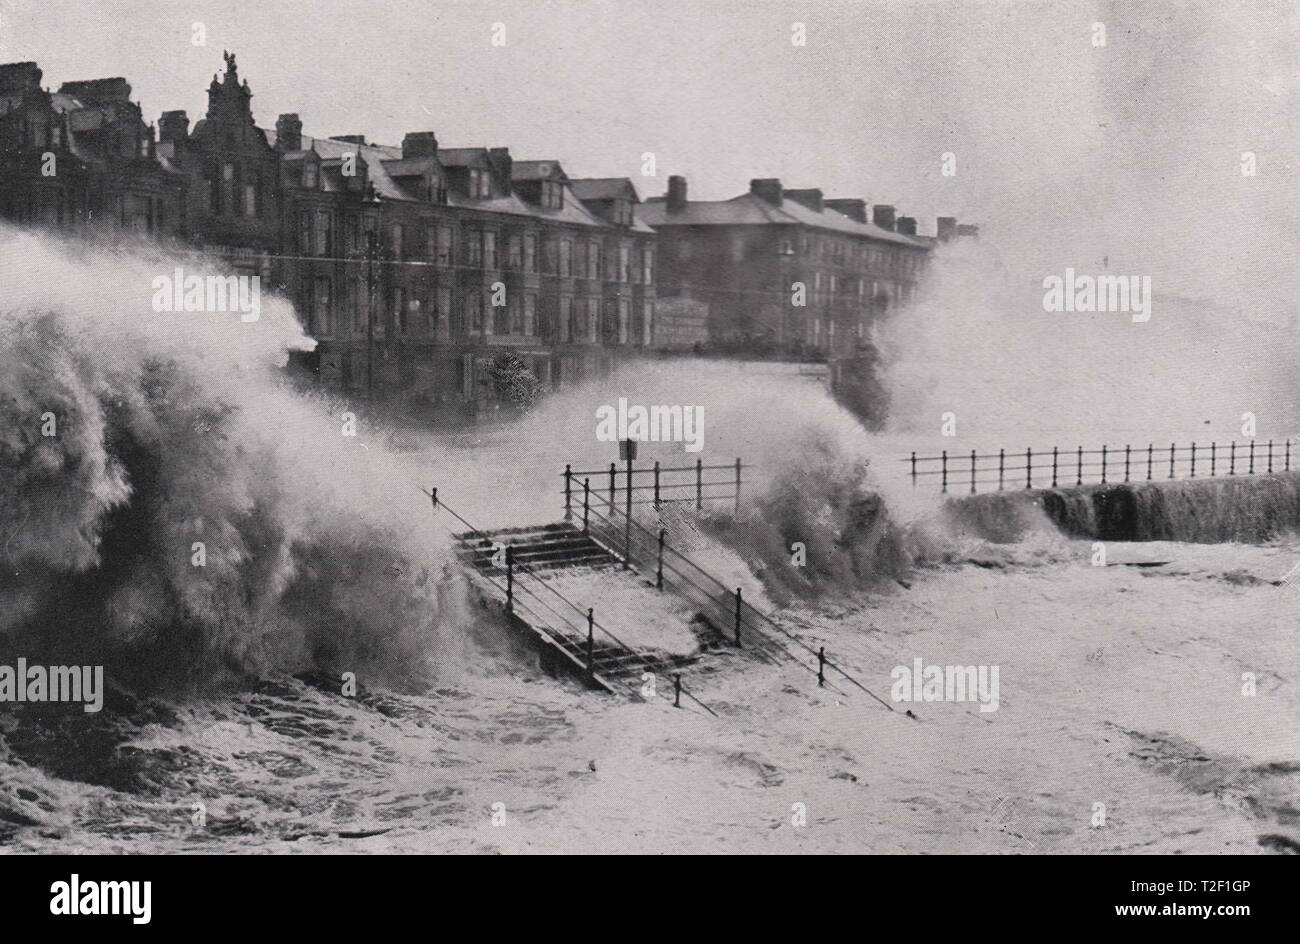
[580, 496, 893, 710]
[424, 488, 717, 717]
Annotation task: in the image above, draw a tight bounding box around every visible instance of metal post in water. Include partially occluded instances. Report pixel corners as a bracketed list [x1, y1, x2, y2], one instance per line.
[673, 674, 681, 708]
[582, 478, 590, 534]
[653, 461, 661, 508]
[1077, 446, 1083, 486]
[696, 458, 703, 510]
[1190, 442, 1196, 478]
[1268, 440, 1274, 474]
[624, 456, 633, 569]
[735, 458, 742, 514]
[911, 451, 918, 487]
[564, 464, 573, 520]
[657, 529, 665, 590]
[431, 487, 438, 509]
[999, 449, 1005, 490]
[1025, 447, 1033, 490]
[1250, 440, 1255, 475]
[505, 546, 514, 613]
[1230, 441, 1236, 475]
[1169, 443, 1175, 480]
[1125, 445, 1131, 482]
[734, 587, 742, 647]
[1287, 439, 1291, 472]
[1101, 445, 1107, 484]
[1211, 442, 1216, 477]
[970, 449, 977, 495]
[608, 462, 616, 511]
[586, 608, 595, 673]
[817, 647, 826, 688]
[1147, 444, 1153, 481]
[941, 451, 948, 494]
[1051, 447, 1058, 488]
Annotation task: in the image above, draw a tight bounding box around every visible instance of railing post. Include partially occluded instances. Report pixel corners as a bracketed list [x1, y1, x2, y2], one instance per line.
[653, 460, 661, 508]
[1025, 447, 1032, 490]
[735, 458, 742, 514]
[586, 607, 595, 673]
[673, 673, 681, 708]
[970, 449, 977, 495]
[1287, 439, 1291, 472]
[1077, 446, 1083, 486]
[1124, 445, 1131, 483]
[1147, 443, 1153, 481]
[1051, 446, 1058, 488]
[564, 464, 573, 520]
[624, 456, 633, 569]
[608, 462, 616, 511]
[1101, 445, 1107, 484]
[1249, 440, 1255, 475]
[1230, 441, 1236, 475]
[695, 458, 703, 510]
[1169, 443, 1175, 480]
[941, 450, 948, 494]
[657, 528, 665, 590]
[1190, 442, 1196, 478]
[505, 546, 514, 613]
[431, 487, 438, 509]
[817, 646, 826, 688]
[910, 451, 918, 487]
[1268, 440, 1274, 474]
[998, 448, 1005, 490]
[734, 587, 742, 647]
[582, 477, 590, 533]
[1211, 442, 1216, 477]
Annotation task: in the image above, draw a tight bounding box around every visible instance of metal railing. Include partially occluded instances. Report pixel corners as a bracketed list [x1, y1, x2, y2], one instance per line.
[424, 487, 716, 717]
[905, 439, 1296, 494]
[563, 458, 745, 517]
[575, 490, 895, 711]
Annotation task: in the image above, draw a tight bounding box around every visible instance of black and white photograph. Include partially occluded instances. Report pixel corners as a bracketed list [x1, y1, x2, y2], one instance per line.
[0, 0, 1295, 903]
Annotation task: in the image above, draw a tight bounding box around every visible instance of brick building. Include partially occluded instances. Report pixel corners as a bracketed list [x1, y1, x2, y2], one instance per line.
[641, 175, 947, 364]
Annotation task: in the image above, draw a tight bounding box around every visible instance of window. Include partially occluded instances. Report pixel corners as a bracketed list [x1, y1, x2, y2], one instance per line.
[391, 224, 403, 260]
[642, 301, 654, 346]
[778, 239, 794, 256]
[221, 162, 235, 215]
[393, 287, 406, 335]
[466, 290, 482, 332]
[542, 181, 563, 209]
[524, 294, 537, 335]
[243, 180, 257, 218]
[299, 211, 313, 254]
[523, 233, 537, 273]
[618, 246, 631, 283]
[588, 241, 601, 280]
[508, 292, 523, 334]
[642, 246, 655, 284]
[507, 234, 522, 269]
[618, 298, 631, 344]
[314, 211, 332, 257]
[483, 231, 497, 269]
[575, 241, 588, 278]
[436, 225, 453, 266]
[559, 240, 572, 277]
[313, 277, 332, 336]
[466, 230, 482, 267]
[436, 286, 452, 338]
[602, 300, 619, 344]
[303, 162, 317, 189]
[544, 238, 559, 275]
[350, 278, 364, 334]
[613, 200, 631, 226]
[469, 168, 491, 199]
[559, 295, 573, 342]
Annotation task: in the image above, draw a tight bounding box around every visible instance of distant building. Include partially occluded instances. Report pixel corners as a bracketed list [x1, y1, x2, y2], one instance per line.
[642, 175, 973, 368]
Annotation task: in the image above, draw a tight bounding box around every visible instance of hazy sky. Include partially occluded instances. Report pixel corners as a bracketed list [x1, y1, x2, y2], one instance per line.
[2, 0, 1296, 314]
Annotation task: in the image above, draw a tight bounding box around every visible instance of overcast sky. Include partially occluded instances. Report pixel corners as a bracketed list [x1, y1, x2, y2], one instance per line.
[3, 0, 1296, 316]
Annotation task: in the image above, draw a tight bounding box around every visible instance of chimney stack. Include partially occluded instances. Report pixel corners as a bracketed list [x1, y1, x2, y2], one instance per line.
[895, 216, 917, 236]
[487, 147, 512, 194]
[666, 175, 688, 212]
[825, 198, 867, 223]
[783, 188, 824, 213]
[274, 113, 302, 151]
[872, 205, 896, 231]
[937, 217, 957, 242]
[957, 223, 980, 239]
[159, 110, 189, 145]
[402, 131, 438, 159]
[750, 178, 783, 206]
[330, 134, 367, 145]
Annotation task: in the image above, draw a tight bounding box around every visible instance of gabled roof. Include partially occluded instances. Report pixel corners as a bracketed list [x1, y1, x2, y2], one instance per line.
[570, 177, 639, 202]
[436, 147, 492, 168]
[512, 159, 568, 181]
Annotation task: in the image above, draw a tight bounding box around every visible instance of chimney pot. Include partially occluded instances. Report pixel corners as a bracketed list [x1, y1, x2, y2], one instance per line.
[402, 131, 439, 159]
[159, 109, 189, 145]
[274, 113, 302, 151]
[937, 217, 957, 242]
[872, 205, 896, 231]
[896, 216, 917, 236]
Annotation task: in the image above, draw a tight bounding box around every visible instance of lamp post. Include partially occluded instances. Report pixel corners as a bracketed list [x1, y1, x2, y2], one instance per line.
[362, 184, 382, 402]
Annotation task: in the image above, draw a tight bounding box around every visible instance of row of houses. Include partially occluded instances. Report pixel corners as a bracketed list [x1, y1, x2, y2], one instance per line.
[0, 52, 976, 417]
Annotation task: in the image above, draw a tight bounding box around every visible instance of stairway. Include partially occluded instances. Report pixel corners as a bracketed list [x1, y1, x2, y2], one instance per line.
[452, 521, 727, 693]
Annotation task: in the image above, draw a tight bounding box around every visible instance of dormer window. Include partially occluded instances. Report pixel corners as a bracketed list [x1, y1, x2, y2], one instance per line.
[469, 169, 491, 199]
[613, 200, 632, 226]
[303, 162, 318, 189]
[542, 181, 564, 210]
